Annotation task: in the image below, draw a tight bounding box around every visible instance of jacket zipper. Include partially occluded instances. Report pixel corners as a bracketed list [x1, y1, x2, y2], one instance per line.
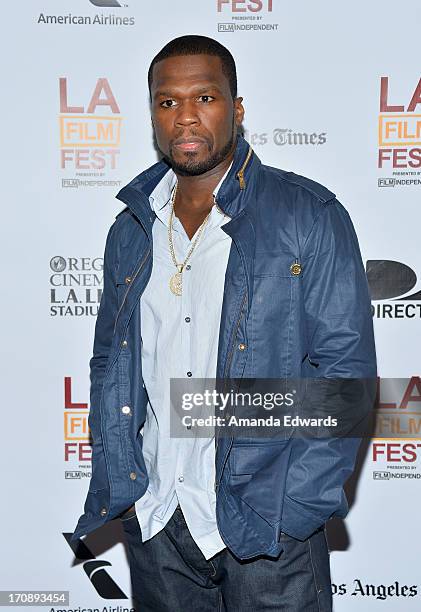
[213, 145, 253, 492]
[236, 145, 253, 190]
[113, 247, 151, 334]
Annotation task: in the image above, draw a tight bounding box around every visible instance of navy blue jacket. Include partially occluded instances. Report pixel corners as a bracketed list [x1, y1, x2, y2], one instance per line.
[70, 134, 376, 559]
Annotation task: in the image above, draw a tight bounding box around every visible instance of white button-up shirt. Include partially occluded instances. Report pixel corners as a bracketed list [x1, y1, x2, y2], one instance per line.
[134, 163, 232, 559]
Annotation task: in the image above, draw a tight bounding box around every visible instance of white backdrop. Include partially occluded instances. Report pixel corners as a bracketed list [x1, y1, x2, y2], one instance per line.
[1, 0, 421, 610]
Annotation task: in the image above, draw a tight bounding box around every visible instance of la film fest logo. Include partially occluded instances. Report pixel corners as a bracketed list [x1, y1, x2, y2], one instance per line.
[217, 0, 279, 32]
[366, 259, 421, 319]
[377, 76, 421, 187]
[372, 377, 421, 481]
[63, 378, 132, 601]
[49, 255, 103, 317]
[63, 377, 92, 479]
[59, 77, 123, 188]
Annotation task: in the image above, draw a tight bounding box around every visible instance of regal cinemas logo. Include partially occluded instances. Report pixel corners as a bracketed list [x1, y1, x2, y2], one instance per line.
[217, 0, 279, 32]
[378, 76, 421, 183]
[50, 255, 103, 316]
[367, 260, 421, 319]
[59, 77, 123, 188]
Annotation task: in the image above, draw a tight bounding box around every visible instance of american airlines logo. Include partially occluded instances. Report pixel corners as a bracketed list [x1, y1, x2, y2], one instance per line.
[89, 0, 122, 6]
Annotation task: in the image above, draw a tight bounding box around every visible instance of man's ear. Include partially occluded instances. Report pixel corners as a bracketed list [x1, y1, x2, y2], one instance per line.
[234, 96, 245, 126]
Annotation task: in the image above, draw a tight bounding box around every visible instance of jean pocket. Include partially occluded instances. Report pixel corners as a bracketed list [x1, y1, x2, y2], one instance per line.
[308, 528, 332, 611]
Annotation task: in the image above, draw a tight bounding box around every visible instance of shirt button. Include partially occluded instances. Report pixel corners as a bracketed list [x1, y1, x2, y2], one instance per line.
[125, 276, 132, 284]
[185, 317, 191, 323]
[238, 343, 247, 351]
[100, 507, 107, 516]
[121, 340, 128, 348]
[129, 472, 137, 480]
[185, 265, 191, 270]
[178, 476, 184, 483]
[121, 405, 131, 415]
[187, 371, 192, 377]
[186, 424, 192, 430]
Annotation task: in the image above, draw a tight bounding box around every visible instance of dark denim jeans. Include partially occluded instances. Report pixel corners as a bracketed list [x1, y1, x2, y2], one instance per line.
[120, 503, 332, 611]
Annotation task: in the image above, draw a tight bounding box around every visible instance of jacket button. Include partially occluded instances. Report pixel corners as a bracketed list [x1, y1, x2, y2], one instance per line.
[100, 507, 107, 516]
[125, 276, 132, 284]
[122, 405, 131, 415]
[129, 472, 137, 480]
[290, 262, 302, 276]
[238, 343, 246, 351]
[122, 340, 128, 348]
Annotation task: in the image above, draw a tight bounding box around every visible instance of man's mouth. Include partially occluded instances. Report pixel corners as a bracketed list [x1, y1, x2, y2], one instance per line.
[172, 137, 207, 152]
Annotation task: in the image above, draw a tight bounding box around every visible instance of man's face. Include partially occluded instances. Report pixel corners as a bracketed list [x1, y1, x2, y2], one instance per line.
[150, 54, 244, 176]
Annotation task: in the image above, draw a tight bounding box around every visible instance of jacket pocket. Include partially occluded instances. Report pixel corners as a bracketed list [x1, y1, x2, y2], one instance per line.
[254, 250, 300, 278]
[250, 252, 300, 378]
[228, 440, 292, 525]
[89, 431, 109, 493]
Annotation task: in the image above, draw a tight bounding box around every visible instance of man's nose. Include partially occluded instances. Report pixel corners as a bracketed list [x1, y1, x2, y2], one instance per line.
[174, 101, 200, 127]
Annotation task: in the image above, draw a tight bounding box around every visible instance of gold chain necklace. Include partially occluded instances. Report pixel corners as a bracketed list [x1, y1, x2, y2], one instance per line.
[167, 182, 213, 296]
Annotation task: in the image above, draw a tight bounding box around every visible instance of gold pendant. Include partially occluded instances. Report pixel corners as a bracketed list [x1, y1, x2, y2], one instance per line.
[169, 264, 184, 295]
[169, 271, 182, 295]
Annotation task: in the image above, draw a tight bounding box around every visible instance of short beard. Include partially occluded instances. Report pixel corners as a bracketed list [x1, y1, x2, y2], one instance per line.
[164, 124, 236, 177]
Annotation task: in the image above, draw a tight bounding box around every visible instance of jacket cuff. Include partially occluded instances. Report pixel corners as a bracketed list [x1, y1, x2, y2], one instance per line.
[281, 495, 325, 540]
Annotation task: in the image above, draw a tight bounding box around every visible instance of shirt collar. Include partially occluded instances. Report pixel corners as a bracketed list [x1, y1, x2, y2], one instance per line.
[149, 160, 234, 214]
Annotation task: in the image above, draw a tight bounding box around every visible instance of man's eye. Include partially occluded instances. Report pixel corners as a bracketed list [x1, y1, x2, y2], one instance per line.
[160, 99, 176, 108]
[198, 95, 215, 103]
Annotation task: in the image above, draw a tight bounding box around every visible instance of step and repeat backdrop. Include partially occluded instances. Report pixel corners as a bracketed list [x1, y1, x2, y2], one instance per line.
[1, 0, 420, 610]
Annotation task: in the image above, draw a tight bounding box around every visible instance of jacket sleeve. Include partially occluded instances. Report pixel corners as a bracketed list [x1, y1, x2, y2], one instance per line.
[280, 198, 377, 540]
[87, 219, 119, 493]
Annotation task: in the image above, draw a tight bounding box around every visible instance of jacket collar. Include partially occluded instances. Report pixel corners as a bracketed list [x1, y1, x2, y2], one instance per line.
[115, 134, 260, 236]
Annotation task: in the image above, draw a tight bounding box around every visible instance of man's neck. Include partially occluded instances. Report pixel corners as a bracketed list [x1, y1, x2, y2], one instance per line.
[174, 151, 234, 214]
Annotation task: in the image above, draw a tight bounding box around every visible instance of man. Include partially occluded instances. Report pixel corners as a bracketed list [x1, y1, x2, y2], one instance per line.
[71, 35, 376, 611]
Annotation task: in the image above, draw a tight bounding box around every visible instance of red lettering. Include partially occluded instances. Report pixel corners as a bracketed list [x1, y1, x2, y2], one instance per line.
[407, 77, 421, 112]
[387, 443, 401, 461]
[376, 377, 396, 409]
[401, 443, 417, 463]
[87, 78, 120, 114]
[79, 443, 92, 462]
[64, 442, 78, 461]
[409, 148, 421, 168]
[372, 443, 385, 461]
[380, 77, 405, 113]
[64, 376, 88, 409]
[400, 376, 421, 409]
[59, 78, 84, 113]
